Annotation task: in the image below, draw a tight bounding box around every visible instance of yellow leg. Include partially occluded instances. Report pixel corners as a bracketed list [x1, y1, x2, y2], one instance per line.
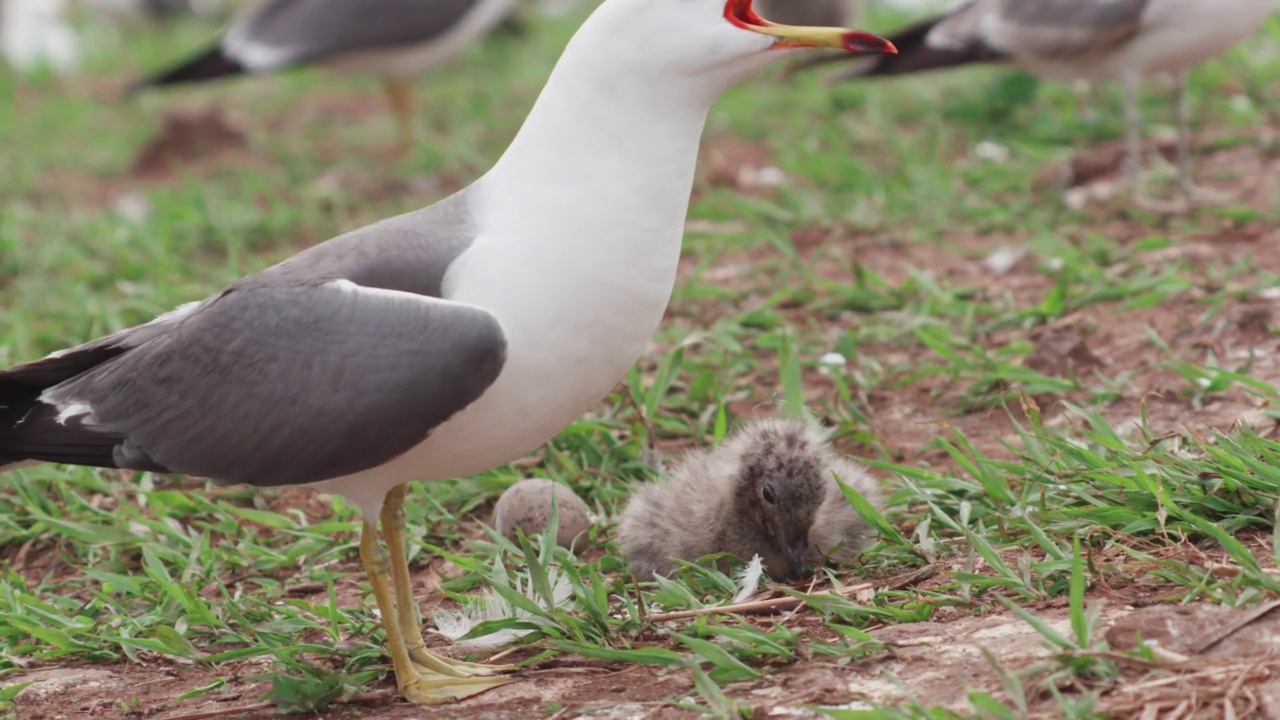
[380, 485, 515, 678]
[359, 492, 515, 704]
[381, 76, 415, 156]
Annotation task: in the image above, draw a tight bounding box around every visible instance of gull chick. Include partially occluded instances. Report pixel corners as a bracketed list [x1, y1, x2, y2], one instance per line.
[619, 419, 882, 582]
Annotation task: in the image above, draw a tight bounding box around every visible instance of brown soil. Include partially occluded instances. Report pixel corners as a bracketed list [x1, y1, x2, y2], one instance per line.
[671, 133, 1280, 467]
[18, 582, 1280, 719]
[129, 109, 253, 180]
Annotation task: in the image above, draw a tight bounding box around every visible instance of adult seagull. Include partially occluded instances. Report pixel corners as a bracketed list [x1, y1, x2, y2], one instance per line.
[1, 0, 893, 705]
[799, 0, 1276, 209]
[132, 0, 519, 151]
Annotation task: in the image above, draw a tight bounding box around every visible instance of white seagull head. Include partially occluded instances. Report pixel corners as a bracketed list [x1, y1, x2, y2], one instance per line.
[571, 0, 896, 92]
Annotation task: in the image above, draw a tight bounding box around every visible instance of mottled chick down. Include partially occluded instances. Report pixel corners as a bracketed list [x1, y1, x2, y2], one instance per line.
[618, 418, 882, 582]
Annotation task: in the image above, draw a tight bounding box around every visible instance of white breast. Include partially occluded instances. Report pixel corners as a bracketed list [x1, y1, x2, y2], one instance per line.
[415, 202, 681, 478]
[314, 43, 713, 518]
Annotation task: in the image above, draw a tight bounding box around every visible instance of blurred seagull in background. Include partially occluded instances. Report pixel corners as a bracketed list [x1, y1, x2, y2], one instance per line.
[132, 0, 518, 152]
[798, 0, 1277, 210]
[81, 0, 228, 26]
[753, 0, 858, 28]
[2, 0, 894, 704]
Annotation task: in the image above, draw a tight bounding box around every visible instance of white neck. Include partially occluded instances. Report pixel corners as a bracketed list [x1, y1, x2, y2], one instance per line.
[480, 42, 721, 241]
[462, 26, 733, 358]
[427, 28, 737, 480]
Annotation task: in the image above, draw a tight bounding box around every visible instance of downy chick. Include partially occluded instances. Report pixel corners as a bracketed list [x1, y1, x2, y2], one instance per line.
[619, 418, 882, 581]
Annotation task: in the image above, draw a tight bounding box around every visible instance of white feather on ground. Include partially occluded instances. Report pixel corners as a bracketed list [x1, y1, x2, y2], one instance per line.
[732, 554, 766, 604]
[433, 565, 574, 649]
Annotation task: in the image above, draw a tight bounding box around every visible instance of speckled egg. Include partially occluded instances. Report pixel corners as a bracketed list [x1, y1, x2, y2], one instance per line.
[492, 478, 592, 548]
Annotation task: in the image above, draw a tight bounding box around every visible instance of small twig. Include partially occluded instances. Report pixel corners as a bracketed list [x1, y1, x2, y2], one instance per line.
[780, 574, 823, 623]
[647, 595, 807, 622]
[804, 575, 820, 594]
[644, 565, 936, 623]
[157, 690, 395, 720]
[1223, 662, 1252, 719]
[486, 642, 529, 663]
[778, 603, 806, 624]
[647, 581, 873, 622]
[1149, 646, 1193, 665]
[158, 700, 273, 720]
[1187, 598, 1280, 654]
[882, 564, 938, 591]
[1072, 649, 1192, 670]
[1112, 658, 1280, 695]
[282, 581, 329, 596]
[1203, 562, 1280, 579]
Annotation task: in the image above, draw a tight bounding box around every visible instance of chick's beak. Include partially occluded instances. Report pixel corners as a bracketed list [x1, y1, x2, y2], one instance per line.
[724, 0, 898, 53]
[783, 535, 810, 581]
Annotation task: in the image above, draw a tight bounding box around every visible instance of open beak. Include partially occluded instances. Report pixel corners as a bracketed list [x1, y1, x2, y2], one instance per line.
[724, 0, 898, 53]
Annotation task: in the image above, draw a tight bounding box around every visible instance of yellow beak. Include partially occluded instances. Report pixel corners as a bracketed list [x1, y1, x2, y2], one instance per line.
[724, 0, 898, 53]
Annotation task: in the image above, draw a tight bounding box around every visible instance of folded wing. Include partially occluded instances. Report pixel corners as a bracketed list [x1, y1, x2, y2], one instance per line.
[1, 280, 506, 487]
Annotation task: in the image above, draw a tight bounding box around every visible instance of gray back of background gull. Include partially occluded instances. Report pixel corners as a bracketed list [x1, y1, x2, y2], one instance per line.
[946, 0, 1148, 60]
[227, 0, 486, 69]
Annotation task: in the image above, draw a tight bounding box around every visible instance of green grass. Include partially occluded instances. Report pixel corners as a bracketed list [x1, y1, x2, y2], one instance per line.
[4, 2, 1280, 717]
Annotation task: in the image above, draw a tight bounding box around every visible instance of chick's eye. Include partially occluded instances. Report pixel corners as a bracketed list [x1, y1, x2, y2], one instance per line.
[761, 485, 777, 504]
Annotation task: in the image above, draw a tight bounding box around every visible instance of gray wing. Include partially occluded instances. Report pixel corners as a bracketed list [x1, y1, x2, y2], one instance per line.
[224, 0, 483, 70]
[13, 281, 504, 487]
[932, 0, 1149, 60]
[0, 301, 210, 471]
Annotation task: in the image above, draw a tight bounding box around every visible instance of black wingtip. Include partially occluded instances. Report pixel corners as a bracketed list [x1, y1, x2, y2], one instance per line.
[128, 44, 247, 96]
[0, 393, 124, 472]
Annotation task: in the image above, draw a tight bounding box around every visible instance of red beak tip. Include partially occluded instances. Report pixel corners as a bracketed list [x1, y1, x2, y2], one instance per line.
[842, 33, 898, 55]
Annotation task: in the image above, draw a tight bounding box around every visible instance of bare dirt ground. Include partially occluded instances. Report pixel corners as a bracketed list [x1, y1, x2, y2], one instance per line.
[17, 573, 1280, 719]
[683, 131, 1280, 465]
[9, 128, 1280, 719]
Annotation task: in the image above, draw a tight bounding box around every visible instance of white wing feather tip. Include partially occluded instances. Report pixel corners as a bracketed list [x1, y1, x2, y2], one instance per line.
[51, 400, 96, 426]
[433, 568, 573, 649]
